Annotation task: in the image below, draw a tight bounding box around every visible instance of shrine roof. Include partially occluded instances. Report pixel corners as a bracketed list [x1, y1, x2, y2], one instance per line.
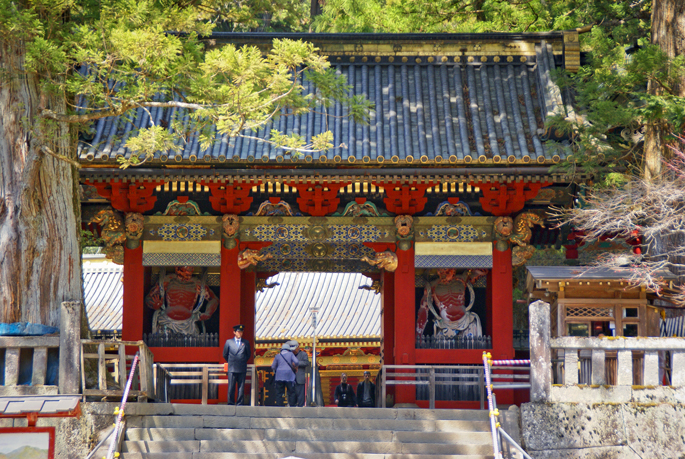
[256, 272, 380, 340]
[78, 32, 577, 171]
[526, 266, 678, 282]
[83, 257, 123, 331]
[82, 262, 380, 340]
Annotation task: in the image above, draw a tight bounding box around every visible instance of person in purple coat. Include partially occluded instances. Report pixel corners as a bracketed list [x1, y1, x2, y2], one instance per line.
[271, 342, 299, 406]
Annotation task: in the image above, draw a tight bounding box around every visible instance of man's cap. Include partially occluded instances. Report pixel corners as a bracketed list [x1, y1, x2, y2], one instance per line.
[233, 324, 244, 331]
[281, 342, 291, 350]
[286, 340, 299, 350]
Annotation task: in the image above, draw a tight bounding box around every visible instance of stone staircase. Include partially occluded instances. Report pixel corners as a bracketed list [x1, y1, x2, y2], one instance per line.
[120, 404, 495, 459]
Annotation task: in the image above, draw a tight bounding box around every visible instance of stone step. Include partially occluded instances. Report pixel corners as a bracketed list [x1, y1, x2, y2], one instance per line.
[130, 415, 490, 432]
[123, 440, 493, 456]
[122, 453, 494, 459]
[127, 427, 492, 444]
[114, 404, 489, 422]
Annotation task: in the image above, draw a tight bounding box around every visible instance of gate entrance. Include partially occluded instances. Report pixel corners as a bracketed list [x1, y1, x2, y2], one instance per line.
[255, 272, 381, 406]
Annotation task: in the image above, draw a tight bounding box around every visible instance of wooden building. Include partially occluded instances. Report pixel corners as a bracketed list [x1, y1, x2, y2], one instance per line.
[525, 266, 678, 338]
[79, 31, 583, 407]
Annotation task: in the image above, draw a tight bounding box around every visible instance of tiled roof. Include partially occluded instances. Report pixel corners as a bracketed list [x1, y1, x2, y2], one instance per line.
[255, 272, 381, 340]
[83, 259, 123, 331]
[82, 262, 380, 339]
[526, 266, 678, 281]
[78, 34, 569, 167]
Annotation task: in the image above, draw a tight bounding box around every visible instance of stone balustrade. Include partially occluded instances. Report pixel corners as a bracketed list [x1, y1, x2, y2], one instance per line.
[529, 300, 685, 404]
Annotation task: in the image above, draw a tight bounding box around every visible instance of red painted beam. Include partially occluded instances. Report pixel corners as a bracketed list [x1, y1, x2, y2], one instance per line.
[377, 181, 435, 215]
[288, 182, 349, 216]
[86, 179, 162, 213]
[201, 180, 260, 214]
[471, 180, 552, 216]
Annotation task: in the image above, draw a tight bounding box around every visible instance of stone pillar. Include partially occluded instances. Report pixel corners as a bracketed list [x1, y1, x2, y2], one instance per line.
[122, 246, 145, 342]
[591, 350, 606, 385]
[529, 300, 551, 402]
[394, 247, 416, 404]
[672, 351, 685, 386]
[643, 351, 659, 386]
[59, 301, 81, 394]
[616, 350, 633, 386]
[564, 350, 579, 385]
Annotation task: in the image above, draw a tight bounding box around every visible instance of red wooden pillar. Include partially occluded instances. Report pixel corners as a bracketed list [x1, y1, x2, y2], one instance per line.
[489, 246, 515, 404]
[394, 248, 416, 404]
[381, 270, 395, 407]
[240, 271, 256, 361]
[381, 271, 395, 366]
[122, 246, 144, 342]
[220, 245, 242, 402]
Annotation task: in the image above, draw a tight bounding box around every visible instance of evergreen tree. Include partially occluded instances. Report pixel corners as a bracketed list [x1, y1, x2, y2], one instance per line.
[0, 0, 368, 327]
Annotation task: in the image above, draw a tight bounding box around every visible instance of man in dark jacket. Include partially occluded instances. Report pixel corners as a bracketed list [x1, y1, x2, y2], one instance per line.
[356, 371, 376, 407]
[334, 373, 356, 407]
[223, 324, 251, 405]
[288, 340, 310, 407]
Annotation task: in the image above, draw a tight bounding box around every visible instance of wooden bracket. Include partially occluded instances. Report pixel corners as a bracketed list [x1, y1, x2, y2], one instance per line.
[200, 181, 259, 214]
[289, 182, 349, 216]
[378, 182, 435, 215]
[85, 180, 162, 213]
[471, 181, 552, 216]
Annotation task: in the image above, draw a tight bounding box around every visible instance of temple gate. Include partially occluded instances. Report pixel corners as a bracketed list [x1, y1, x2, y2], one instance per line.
[79, 31, 581, 406]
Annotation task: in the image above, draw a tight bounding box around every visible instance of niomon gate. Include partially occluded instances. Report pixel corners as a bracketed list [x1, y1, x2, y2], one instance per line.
[79, 32, 581, 407]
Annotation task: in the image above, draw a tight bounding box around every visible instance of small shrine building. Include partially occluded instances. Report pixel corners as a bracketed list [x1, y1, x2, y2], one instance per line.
[79, 31, 584, 407]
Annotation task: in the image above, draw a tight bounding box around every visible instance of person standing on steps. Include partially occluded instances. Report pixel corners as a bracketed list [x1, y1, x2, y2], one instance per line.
[223, 324, 251, 405]
[288, 340, 310, 407]
[356, 371, 376, 407]
[271, 342, 299, 406]
[334, 373, 356, 407]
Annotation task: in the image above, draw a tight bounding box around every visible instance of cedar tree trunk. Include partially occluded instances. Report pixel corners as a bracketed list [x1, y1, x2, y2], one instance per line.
[0, 39, 82, 327]
[643, 0, 685, 181]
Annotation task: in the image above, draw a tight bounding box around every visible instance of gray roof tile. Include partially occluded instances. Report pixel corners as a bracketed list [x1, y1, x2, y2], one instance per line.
[78, 38, 569, 166]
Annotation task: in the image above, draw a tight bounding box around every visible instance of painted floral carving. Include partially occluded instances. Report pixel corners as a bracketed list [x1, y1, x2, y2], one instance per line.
[238, 248, 273, 269]
[255, 200, 295, 216]
[340, 200, 383, 217]
[434, 200, 472, 216]
[361, 250, 398, 272]
[158, 197, 206, 216]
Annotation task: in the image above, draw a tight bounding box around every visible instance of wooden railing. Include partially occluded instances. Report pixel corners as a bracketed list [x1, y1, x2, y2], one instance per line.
[381, 364, 530, 409]
[80, 340, 156, 401]
[0, 336, 60, 395]
[156, 363, 258, 406]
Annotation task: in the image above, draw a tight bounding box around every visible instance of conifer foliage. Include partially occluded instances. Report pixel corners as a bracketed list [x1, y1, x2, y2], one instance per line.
[0, 0, 369, 325]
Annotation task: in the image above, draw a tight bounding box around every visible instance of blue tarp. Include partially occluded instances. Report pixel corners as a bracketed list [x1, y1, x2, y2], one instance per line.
[0, 322, 59, 336]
